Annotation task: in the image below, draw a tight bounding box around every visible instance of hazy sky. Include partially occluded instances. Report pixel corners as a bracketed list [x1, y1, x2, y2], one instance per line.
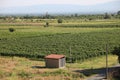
[0, 0, 120, 14]
[0, 0, 118, 7]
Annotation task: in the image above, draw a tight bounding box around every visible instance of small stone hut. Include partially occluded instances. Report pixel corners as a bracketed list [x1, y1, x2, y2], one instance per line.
[45, 54, 65, 68]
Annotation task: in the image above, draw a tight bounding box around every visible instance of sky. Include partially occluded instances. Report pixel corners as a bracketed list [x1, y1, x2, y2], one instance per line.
[0, 0, 120, 15]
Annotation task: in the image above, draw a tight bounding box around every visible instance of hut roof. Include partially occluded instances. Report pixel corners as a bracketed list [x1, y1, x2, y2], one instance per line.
[45, 54, 65, 59]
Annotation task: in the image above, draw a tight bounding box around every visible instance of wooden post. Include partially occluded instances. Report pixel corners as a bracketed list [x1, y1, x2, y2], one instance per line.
[106, 44, 108, 79]
[68, 46, 72, 70]
[70, 46, 72, 63]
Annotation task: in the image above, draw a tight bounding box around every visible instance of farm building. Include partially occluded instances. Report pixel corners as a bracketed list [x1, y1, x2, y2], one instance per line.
[45, 54, 65, 68]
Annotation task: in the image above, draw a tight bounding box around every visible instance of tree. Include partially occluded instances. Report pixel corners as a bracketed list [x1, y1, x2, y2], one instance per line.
[57, 19, 63, 23]
[74, 13, 78, 17]
[9, 28, 15, 60]
[9, 28, 15, 32]
[89, 18, 93, 21]
[44, 22, 49, 27]
[112, 46, 120, 63]
[104, 13, 111, 19]
[117, 11, 120, 15]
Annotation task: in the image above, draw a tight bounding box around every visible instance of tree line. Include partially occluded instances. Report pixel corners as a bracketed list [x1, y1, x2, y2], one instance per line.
[0, 11, 120, 20]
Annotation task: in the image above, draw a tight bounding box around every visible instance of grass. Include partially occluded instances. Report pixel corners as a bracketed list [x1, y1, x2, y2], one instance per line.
[0, 56, 84, 80]
[0, 26, 119, 39]
[0, 19, 119, 39]
[0, 55, 118, 80]
[66, 55, 118, 69]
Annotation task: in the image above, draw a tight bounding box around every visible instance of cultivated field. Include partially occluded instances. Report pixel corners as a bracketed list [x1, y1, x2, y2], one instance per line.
[0, 18, 120, 80]
[0, 19, 120, 61]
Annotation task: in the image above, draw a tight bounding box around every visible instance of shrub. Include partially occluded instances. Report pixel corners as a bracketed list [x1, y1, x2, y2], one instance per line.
[117, 11, 120, 15]
[9, 28, 15, 32]
[44, 22, 49, 27]
[57, 19, 63, 23]
[112, 46, 120, 63]
[104, 13, 111, 19]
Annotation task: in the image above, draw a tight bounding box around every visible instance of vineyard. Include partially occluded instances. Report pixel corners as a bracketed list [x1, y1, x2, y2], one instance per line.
[57, 20, 120, 28]
[0, 25, 120, 62]
[57, 23, 120, 28]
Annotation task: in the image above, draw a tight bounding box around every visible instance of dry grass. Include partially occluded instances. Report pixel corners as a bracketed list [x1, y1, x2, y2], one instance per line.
[0, 55, 118, 80]
[0, 56, 85, 80]
[0, 55, 117, 80]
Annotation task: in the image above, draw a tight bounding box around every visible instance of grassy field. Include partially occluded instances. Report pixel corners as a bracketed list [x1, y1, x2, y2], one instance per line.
[0, 26, 119, 38]
[0, 55, 118, 80]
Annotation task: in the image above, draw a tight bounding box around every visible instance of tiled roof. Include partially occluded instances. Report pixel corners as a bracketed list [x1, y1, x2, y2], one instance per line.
[45, 54, 65, 59]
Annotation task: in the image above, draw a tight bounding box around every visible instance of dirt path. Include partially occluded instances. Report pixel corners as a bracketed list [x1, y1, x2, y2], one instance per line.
[86, 74, 106, 80]
[74, 64, 120, 80]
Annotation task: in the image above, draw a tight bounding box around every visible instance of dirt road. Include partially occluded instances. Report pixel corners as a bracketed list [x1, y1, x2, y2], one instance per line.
[74, 64, 120, 80]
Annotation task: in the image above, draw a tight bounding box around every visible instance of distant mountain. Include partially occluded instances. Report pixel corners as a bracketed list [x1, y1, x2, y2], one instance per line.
[0, 0, 119, 15]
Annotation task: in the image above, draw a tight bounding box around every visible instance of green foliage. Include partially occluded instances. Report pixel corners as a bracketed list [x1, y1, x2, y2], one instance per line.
[57, 19, 63, 23]
[117, 11, 120, 15]
[0, 11, 120, 23]
[112, 46, 120, 56]
[0, 29, 120, 62]
[74, 13, 78, 17]
[104, 13, 111, 19]
[56, 19, 120, 28]
[112, 46, 120, 63]
[44, 22, 49, 27]
[89, 18, 93, 21]
[57, 24, 120, 28]
[9, 28, 15, 32]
